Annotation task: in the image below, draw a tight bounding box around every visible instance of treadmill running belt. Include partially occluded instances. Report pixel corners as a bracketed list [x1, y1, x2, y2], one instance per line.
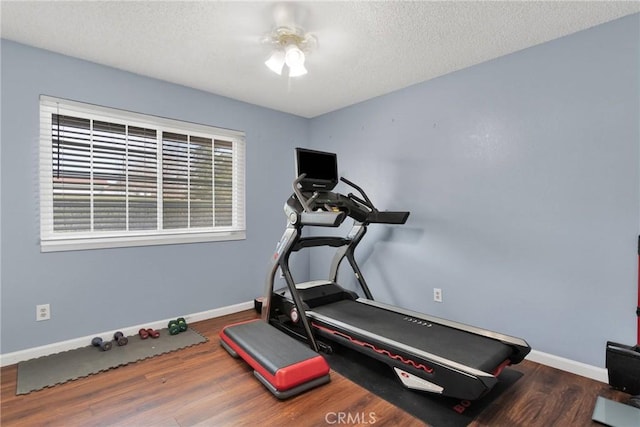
[311, 300, 512, 372]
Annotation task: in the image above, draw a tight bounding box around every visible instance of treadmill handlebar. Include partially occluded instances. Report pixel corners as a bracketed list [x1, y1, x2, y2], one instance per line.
[340, 177, 410, 224]
[340, 177, 376, 212]
[288, 175, 410, 226]
[292, 174, 314, 213]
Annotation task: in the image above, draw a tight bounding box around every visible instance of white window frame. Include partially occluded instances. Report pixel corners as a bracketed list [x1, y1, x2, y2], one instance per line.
[39, 95, 246, 252]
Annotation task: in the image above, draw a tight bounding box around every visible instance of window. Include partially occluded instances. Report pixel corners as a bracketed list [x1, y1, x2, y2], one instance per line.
[39, 96, 245, 252]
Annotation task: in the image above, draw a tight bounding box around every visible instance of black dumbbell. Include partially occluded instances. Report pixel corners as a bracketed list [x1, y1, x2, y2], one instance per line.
[114, 331, 128, 346]
[91, 336, 112, 351]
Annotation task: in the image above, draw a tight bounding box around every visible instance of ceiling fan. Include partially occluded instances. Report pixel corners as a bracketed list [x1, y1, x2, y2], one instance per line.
[262, 3, 317, 78]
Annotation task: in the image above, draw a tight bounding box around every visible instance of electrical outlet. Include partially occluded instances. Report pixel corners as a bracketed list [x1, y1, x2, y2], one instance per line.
[36, 304, 51, 321]
[433, 288, 443, 303]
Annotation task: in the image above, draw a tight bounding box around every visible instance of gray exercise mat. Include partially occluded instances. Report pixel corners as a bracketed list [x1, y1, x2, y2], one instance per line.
[16, 328, 207, 395]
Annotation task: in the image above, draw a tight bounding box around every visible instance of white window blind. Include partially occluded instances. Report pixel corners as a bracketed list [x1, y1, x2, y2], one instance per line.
[40, 96, 246, 252]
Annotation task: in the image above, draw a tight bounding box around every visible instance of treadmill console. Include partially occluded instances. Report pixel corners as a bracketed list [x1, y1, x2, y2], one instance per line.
[295, 147, 339, 192]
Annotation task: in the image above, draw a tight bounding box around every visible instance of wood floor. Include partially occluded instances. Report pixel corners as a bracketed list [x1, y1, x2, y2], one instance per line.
[1, 309, 630, 426]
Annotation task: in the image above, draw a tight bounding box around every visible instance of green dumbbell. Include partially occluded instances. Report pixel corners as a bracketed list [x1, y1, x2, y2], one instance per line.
[177, 317, 188, 332]
[168, 320, 180, 335]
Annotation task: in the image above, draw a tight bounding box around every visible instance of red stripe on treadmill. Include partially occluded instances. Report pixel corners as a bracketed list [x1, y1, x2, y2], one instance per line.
[220, 322, 329, 392]
[491, 358, 511, 377]
[312, 322, 434, 374]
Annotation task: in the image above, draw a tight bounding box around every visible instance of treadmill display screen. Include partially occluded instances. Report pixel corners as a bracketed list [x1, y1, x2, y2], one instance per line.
[295, 148, 339, 191]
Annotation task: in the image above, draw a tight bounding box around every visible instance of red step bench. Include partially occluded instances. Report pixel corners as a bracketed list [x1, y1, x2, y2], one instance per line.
[220, 320, 330, 399]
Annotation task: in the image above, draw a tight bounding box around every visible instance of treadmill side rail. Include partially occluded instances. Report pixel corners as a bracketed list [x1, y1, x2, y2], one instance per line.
[308, 310, 499, 400]
[308, 309, 492, 378]
[357, 298, 531, 363]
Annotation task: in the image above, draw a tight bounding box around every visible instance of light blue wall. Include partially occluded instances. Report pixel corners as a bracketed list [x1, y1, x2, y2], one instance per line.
[0, 40, 308, 353]
[2, 14, 639, 369]
[309, 14, 639, 367]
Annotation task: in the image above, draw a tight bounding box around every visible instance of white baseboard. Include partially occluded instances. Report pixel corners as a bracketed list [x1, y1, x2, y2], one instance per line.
[526, 349, 608, 383]
[1, 303, 610, 386]
[0, 300, 254, 367]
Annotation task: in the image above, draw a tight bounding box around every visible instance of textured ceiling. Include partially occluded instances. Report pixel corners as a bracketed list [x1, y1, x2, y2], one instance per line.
[2, 1, 639, 118]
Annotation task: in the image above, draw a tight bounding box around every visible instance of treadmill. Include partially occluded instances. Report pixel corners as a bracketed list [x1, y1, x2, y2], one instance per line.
[262, 147, 531, 401]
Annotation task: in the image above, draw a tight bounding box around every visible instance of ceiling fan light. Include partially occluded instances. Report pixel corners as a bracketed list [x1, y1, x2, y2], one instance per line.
[265, 50, 285, 75]
[288, 62, 307, 77]
[263, 26, 314, 78]
[284, 43, 305, 69]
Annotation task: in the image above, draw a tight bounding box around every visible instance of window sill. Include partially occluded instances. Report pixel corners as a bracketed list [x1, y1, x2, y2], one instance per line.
[40, 230, 246, 252]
